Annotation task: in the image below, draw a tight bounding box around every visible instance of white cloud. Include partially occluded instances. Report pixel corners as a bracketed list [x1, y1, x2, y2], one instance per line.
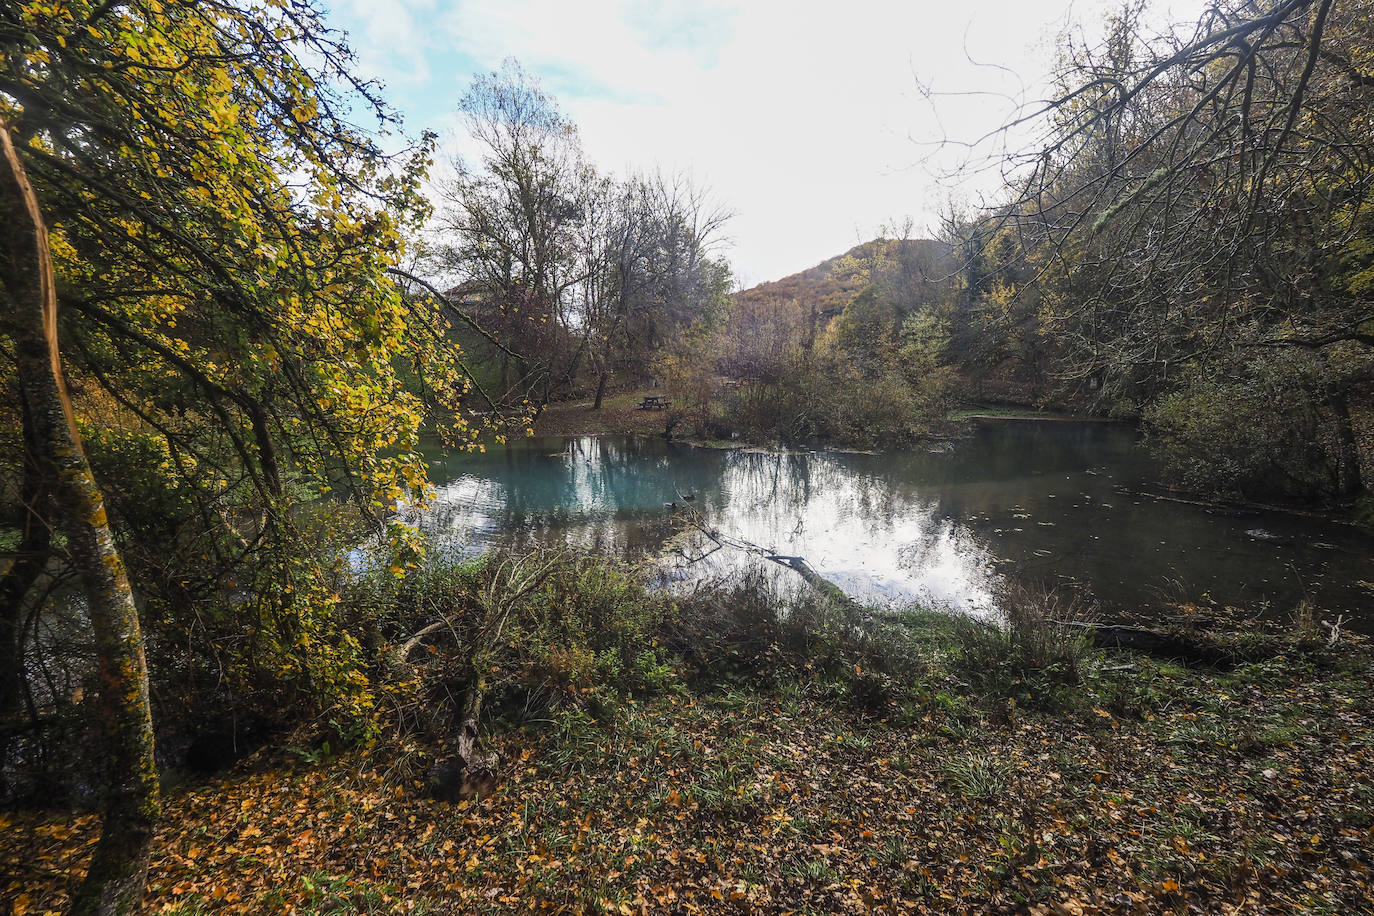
[331, 0, 1207, 283]
[331, 0, 439, 87]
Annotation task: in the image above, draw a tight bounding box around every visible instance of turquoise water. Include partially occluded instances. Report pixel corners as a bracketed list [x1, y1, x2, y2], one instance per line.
[413, 422, 1374, 624]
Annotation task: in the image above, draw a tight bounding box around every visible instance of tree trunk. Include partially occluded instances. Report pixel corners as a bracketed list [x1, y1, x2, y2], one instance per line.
[766, 555, 857, 607]
[244, 396, 284, 501]
[0, 117, 159, 916]
[454, 667, 497, 795]
[1327, 392, 1364, 499]
[427, 663, 499, 802]
[592, 370, 609, 410]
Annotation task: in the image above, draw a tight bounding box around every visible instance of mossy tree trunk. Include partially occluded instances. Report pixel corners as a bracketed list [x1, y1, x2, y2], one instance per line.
[0, 117, 159, 916]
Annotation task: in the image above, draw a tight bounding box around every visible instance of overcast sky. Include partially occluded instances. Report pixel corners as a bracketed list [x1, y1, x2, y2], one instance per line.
[326, 0, 1198, 285]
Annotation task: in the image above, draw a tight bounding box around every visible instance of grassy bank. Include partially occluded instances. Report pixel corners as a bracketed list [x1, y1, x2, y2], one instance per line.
[4, 557, 1372, 915]
[946, 406, 1129, 423]
[6, 649, 1370, 914]
[529, 394, 1113, 446]
[532, 390, 676, 438]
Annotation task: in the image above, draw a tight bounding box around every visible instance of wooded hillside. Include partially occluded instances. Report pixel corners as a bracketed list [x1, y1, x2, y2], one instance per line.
[733, 238, 952, 324]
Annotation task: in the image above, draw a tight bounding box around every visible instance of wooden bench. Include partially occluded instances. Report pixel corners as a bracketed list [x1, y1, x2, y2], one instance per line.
[637, 395, 671, 410]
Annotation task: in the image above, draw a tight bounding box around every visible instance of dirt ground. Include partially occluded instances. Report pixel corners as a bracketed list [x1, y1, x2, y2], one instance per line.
[532, 389, 678, 438]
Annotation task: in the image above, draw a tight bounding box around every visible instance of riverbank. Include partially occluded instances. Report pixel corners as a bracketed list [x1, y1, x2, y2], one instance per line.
[532, 389, 676, 438]
[531, 394, 1121, 445]
[530, 390, 775, 451]
[5, 588, 1372, 914]
[948, 406, 1130, 423]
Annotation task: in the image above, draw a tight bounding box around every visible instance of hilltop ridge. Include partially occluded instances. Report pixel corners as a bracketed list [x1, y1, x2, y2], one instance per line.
[734, 237, 952, 317]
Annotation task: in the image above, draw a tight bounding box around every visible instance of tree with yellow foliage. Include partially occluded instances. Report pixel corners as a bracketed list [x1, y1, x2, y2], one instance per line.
[0, 1, 465, 910]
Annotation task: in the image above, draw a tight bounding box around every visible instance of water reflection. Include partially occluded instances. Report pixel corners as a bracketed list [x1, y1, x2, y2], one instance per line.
[415, 424, 1374, 626]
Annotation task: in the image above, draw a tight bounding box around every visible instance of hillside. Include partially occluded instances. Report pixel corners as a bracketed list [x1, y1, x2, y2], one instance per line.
[733, 237, 952, 318]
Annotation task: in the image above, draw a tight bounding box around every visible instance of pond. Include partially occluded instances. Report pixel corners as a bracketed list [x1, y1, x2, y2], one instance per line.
[413, 421, 1374, 627]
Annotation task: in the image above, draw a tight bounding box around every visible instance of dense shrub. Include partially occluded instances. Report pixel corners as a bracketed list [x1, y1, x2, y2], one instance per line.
[513, 554, 678, 696]
[716, 356, 937, 448]
[1144, 357, 1351, 502]
[945, 585, 1095, 709]
[660, 571, 935, 721]
[359, 546, 683, 743]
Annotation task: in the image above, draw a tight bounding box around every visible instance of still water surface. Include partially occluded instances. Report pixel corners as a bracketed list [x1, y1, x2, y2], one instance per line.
[414, 422, 1374, 625]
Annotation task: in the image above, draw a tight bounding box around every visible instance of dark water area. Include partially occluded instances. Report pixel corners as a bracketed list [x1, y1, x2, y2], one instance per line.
[414, 421, 1374, 627]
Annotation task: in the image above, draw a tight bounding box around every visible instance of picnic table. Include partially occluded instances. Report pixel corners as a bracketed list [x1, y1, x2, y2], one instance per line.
[637, 395, 671, 410]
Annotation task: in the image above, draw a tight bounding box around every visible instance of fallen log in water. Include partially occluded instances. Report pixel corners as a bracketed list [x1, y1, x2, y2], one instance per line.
[670, 509, 857, 607]
[766, 555, 856, 607]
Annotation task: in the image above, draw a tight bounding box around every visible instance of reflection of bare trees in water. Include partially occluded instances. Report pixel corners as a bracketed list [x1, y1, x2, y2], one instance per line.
[412, 425, 1374, 621]
[649, 450, 1003, 610]
[720, 449, 886, 531]
[664, 506, 858, 606]
[416, 437, 1011, 610]
[414, 435, 1058, 612]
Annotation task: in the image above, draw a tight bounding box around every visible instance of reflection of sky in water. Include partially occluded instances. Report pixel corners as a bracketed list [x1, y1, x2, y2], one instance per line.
[413, 427, 1374, 626]
[661, 453, 999, 613]
[416, 440, 1000, 613]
